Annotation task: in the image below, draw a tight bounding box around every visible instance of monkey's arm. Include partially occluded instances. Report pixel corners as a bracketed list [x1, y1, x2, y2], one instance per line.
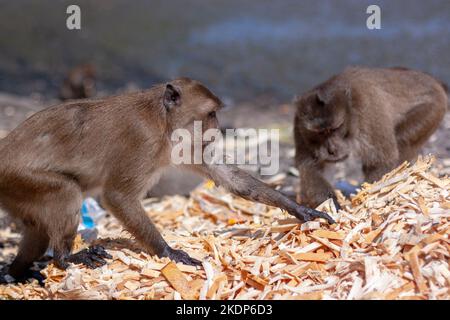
[102, 166, 202, 266]
[299, 161, 340, 209]
[294, 125, 340, 209]
[192, 163, 335, 224]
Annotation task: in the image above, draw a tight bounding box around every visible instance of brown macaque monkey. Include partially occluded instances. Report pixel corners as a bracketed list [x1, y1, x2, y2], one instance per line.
[59, 64, 96, 101]
[294, 67, 448, 209]
[0, 78, 334, 280]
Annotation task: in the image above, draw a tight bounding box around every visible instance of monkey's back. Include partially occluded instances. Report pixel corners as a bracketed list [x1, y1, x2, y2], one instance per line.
[336, 67, 447, 126]
[0, 91, 167, 191]
[344, 67, 447, 108]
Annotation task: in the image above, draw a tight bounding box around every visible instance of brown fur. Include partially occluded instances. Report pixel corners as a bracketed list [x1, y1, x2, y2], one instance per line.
[294, 66, 447, 208]
[0, 78, 333, 278]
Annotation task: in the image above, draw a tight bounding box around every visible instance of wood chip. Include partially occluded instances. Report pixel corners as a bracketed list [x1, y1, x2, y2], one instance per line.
[406, 251, 428, 294]
[293, 252, 333, 262]
[161, 262, 197, 300]
[311, 230, 345, 240]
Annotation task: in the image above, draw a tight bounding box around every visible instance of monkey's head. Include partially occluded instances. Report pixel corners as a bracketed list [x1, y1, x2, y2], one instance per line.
[295, 89, 351, 163]
[61, 64, 96, 100]
[163, 78, 224, 146]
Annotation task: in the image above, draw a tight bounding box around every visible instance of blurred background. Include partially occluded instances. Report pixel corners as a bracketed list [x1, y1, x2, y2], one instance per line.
[0, 0, 449, 196]
[1, 0, 450, 100]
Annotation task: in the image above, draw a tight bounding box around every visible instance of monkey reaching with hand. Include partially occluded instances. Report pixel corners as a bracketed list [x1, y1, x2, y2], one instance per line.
[0, 78, 334, 280]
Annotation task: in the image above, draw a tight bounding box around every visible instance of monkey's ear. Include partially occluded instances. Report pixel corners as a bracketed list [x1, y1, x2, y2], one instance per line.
[163, 84, 181, 110]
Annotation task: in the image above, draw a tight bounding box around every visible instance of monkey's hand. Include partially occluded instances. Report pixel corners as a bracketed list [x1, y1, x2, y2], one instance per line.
[298, 175, 341, 211]
[67, 245, 112, 269]
[162, 247, 202, 266]
[290, 205, 336, 225]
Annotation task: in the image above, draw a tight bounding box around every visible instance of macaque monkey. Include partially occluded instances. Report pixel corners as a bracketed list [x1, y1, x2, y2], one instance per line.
[0, 78, 334, 280]
[294, 67, 447, 209]
[59, 64, 96, 101]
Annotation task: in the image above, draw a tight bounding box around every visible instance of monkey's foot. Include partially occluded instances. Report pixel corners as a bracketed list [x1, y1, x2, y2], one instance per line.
[1, 267, 46, 285]
[67, 245, 112, 269]
[54, 259, 70, 270]
[294, 206, 336, 225]
[16, 269, 46, 285]
[0, 268, 10, 284]
[163, 248, 202, 266]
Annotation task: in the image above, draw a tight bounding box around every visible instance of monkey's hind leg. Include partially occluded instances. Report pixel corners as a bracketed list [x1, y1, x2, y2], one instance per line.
[1, 170, 85, 271]
[37, 176, 83, 271]
[395, 102, 446, 163]
[23, 172, 111, 270]
[8, 226, 49, 281]
[362, 126, 400, 184]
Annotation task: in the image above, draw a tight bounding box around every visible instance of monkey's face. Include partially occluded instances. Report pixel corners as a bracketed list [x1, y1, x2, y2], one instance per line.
[296, 91, 350, 163]
[164, 78, 224, 148]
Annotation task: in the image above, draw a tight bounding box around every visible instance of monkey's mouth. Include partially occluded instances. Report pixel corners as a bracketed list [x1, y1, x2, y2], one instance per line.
[324, 154, 349, 163]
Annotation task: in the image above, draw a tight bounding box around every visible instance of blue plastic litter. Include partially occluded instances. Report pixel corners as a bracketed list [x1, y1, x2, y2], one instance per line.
[80, 198, 105, 229]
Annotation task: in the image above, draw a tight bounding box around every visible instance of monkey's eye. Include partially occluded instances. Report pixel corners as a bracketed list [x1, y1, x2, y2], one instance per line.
[208, 111, 216, 118]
